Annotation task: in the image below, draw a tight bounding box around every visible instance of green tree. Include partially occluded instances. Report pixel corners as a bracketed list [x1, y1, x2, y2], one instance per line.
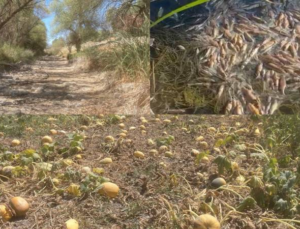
[24, 21, 47, 55]
[50, 0, 104, 52]
[0, 0, 48, 60]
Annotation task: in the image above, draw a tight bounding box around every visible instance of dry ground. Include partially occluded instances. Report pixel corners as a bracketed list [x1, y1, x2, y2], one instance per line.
[0, 56, 150, 115]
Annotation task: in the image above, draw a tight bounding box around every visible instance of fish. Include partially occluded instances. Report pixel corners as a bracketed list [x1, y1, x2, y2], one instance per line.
[279, 75, 287, 95]
[241, 87, 257, 103]
[217, 84, 225, 99]
[229, 54, 237, 66]
[241, 43, 248, 54]
[244, 32, 254, 42]
[234, 103, 244, 115]
[247, 103, 260, 115]
[255, 63, 263, 79]
[289, 44, 298, 58]
[271, 73, 280, 88]
[260, 40, 277, 53]
[295, 24, 300, 34]
[225, 101, 233, 114]
[269, 99, 280, 114]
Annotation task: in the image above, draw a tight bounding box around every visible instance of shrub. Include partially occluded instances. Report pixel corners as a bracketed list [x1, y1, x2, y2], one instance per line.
[0, 43, 34, 64]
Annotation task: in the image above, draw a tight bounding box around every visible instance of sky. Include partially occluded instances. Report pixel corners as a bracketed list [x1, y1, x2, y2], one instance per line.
[42, 0, 55, 45]
[41, 0, 115, 46]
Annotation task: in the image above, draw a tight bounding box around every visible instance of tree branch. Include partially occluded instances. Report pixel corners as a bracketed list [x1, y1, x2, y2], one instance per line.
[0, 0, 37, 31]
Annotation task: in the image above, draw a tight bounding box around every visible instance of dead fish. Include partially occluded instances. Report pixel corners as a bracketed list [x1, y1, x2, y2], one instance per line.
[287, 14, 295, 28]
[241, 43, 248, 54]
[229, 54, 237, 66]
[237, 35, 244, 48]
[244, 32, 254, 42]
[217, 84, 225, 99]
[271, 73, 280, 88]
[295, 42, 299, 52]
[266, 63, 285, 74]
[255, 63, 263, 79]
[220, 46, 226, 58]
[269, 99, 280, 115]
[264, 70, 272, 81]
[223, 29, 233, 39]
[295, 24, 300, 34]
[213, 27, 219, 38]
[244, 46, 260, 65]
[278, 12, 285, 24]
[269, 77, 275, 90]
[250, 15, 267, 24]
[282, 39, 292, 51]
[265, 96, 272, 114]
[261, 37, 272, 47]
[224, 101, 233, 114]
[208, 52, 218, 67]
[279, 75, 286, 95]
[209, 39, 220, 48]
[247, 103, 261, 115]
[289, 44, 297, 58]
[234, 103, 244, 115]
[241, 87, 257, 103]
[228, 42, 238, 52]
[217, 66, 227, 79]
[260, 40, 277, 53]
[280, 37, 289, 48]
[283, 17, 290, 29]
[177, 45, 186, 51]
[234, 27, 244, 34]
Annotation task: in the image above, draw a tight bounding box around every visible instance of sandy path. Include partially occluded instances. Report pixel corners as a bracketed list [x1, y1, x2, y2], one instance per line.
[0, 56, 150, 115]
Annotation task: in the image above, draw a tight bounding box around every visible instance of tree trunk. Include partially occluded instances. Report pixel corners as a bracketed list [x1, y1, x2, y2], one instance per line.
[75, 42, 81, 52]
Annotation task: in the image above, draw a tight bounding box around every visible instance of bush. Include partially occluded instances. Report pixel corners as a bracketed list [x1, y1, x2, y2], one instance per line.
[0, 43, 34, 63]
[71, 34, 149, 80]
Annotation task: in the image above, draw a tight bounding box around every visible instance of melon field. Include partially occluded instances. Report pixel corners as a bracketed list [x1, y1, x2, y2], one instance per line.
[0, 115, 299, 228]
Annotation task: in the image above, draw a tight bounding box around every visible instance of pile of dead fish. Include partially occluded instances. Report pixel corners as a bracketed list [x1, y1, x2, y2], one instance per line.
[177, 0, 300, 114]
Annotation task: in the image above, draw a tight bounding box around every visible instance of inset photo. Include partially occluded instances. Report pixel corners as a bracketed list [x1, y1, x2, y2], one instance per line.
[0, 0, 150, 115]
[151, 0, 300, 114]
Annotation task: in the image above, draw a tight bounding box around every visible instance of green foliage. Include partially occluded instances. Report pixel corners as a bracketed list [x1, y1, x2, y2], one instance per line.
[0, 43, 34, 64]
[0, 1, 48, 61]
[72, 32, 149, 79]
[50, 0, 104, 52]
[236, 196, 257, 212]
[214, 135, 235, 147]
[24, 21, 47, 55]
[195, 150, 210, 165]
[249, 157, 300, 217]
[262, 115, 300, 162]
[155, 135, 175, 147]
[49, 37, 66, 55]
[213, 155, 232, 175]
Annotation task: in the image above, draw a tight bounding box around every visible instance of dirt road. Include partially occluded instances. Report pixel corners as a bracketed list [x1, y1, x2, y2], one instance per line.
[0, 56, 150, 115]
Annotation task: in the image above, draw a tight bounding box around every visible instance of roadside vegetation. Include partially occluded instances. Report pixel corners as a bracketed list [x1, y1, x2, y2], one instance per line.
[0, 0, 47, 69]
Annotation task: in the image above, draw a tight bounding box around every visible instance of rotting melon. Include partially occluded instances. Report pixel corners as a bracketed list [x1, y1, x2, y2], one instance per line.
[66, 218, 79, 229]
[99, 182, 119, 198]
[0, 204, 12, 221]
[9, 197, 29, 216]
[193, 214, 220, 229]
